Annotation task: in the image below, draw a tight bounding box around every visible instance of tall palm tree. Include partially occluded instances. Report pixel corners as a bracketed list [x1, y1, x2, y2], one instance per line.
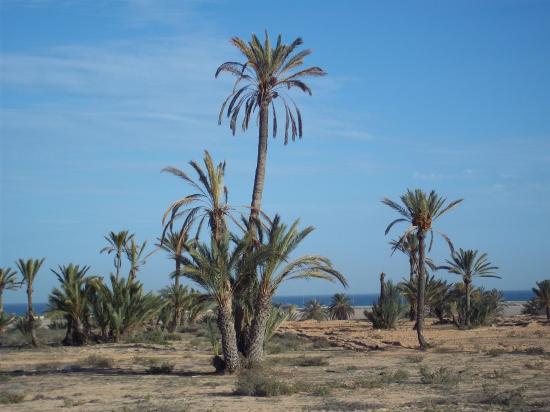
[532, 280, 550, 320]
[216, 31, 326, 228]
[390, 234, 437, 321]
[157, 229, 190, 331]
[16, 258, 45, 347]
[246, 215, 347, 362]
[440, 248, 499, 327]
[162, 150, 233, 244]
[0, 267, 20, 314]
[329, 293, 354, 320]
[183, 232, 248, 373]
[47, 264, 93, 345]
[383, 189, 462, 350]
[100, 230, 134, 278]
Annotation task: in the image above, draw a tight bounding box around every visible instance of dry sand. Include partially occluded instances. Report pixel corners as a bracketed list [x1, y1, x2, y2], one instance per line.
[0, 314, 549, 411]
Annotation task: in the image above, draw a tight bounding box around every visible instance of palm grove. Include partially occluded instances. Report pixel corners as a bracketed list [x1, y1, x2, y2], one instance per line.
[1, 33, 549, 370]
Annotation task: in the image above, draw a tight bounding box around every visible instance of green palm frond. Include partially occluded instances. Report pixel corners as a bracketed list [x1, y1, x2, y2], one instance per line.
[216, 31, 325, 144]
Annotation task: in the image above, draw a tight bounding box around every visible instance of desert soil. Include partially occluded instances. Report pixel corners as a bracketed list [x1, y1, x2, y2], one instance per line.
[1, 315, 549, 411]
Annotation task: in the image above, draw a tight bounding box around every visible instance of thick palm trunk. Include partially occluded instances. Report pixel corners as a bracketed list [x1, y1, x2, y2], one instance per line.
[63, 317, 73, 345]
[416, 231, 428, 350]
[71, 318, 86, 346]
[409, 256, 417, 321]
[217, 299, 241, 373]
[546, 305, 550, 320]
[380, 272, 386, 301]
[0, 292, 3, 315]
[464, 278, 471, 328]
[169, 260, 181, 333]
[246, 292, 272, 364]
[27, 286, 37, 347]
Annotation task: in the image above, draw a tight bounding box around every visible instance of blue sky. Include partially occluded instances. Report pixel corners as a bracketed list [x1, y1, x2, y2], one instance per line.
[1, 0, 549, 304]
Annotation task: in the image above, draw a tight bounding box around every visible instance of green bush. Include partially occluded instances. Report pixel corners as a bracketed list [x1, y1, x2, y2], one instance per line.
[419, 367, 460, 386]
[80, 354, 113, 368]
[235, 367, 296, 397]
[146, 361, 175, 374]
[126, 329, 169, 345]
[0, 391, 25, 404]
[366, 281, 407, 329]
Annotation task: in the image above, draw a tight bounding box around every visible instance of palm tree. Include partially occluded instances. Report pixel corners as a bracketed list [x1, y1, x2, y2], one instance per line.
[183, 232, 248, 373]
[400, 274, 451, 323]
[245, 215, 347, 362]
[0, 267, 20, 314]
[157, 229, 190, 331]
[390, 234, 438, 321]
[161, 150, 233, 245]
[47, 264, 93, 345]
[302, 300, 327, 321]
[16, 258, 45, 347]
[216, 32, 326, 228]
[383, 189, 462, 350]
[440, 248, 499, 327]
[531, 280, 550, 320]
[100, 230, 134, 277]
[329, 293, 354, 320]
[124, 239, 151, 282]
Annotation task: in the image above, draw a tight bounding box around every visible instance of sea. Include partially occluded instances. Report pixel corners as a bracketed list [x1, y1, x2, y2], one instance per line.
[3, 290, 534, 315]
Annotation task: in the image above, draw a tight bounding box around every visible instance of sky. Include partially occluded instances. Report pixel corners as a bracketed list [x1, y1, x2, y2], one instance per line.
[1, 0, 549, 304]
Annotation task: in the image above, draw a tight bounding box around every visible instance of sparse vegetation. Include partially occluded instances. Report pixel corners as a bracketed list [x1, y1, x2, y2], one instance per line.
[419, 367, 461, 386]
[0, 391, 25, 404]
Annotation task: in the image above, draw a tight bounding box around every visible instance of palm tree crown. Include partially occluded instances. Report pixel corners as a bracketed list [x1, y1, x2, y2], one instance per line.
[329, 293, 354, 320]
[0, 267, 20, 293]
[162, 150, 233, 243]
[383, 189, 463, 244]
[441, 248, 500, 283]
[216, 31, 326, 144]
[100, 230, 134, 277]
[16, 258, 45, 289]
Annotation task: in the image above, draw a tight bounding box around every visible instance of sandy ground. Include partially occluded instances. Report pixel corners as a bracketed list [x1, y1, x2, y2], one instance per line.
[0, 315, 549, 411]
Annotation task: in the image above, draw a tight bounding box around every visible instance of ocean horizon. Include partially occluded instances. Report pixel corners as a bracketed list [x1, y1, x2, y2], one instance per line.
[3, 290, 534, 315]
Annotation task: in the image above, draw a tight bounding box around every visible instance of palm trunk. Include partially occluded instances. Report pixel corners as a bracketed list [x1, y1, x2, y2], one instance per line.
[217, 299, 241, 373]
[27, 284, 37, 347]
[416, 230, 428, 350]
[234, 101, 269, 353]
[0, 292, 3, 315]
[246, 292, 272, 364]
[63, 317, 73, 345]
[248, 100, 269, 228]
[169, 259, 181, 333]
[71, 318, 86, 346]
[546, 305, 550, 320]
[409, 256, 417, 321]
[464, 278, 471, 328]
[380, 272, 386, 301]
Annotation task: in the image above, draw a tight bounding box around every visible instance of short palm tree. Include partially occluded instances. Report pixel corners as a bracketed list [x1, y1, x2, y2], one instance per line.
[100, 230, 134, 277]
[532, 279, 550, 320]
[329, 293, 354, 320]
[0, 267, 20, 314]
[16, 258, 46, 347]
[440, 248, 499, 327]
[246, 215, 347, 362]
[183, 232, 248, 373]
[124, 239, 151, 282]
[162, 150, 233, 244]
[302, 300, 327, 321]
[47, 264, 93, 345]
[383, 189, 462, 350]
[216, 32, 326, 227]
[157, 228, 190, 331]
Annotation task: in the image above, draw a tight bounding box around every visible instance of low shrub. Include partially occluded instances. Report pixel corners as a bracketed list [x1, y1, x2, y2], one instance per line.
[80, 354, 113, 368]
[481, 384, 527, 408]
[265, 332, 310, 354]
[291, 356, 329, 367]
[0, 391, 25, 404]
[146, 361, 175, 374]
[126, 329, 169, 345]
[419, 367, 461, 386]
[235, 367, 296, 397]
[406, 354, 424, 363]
